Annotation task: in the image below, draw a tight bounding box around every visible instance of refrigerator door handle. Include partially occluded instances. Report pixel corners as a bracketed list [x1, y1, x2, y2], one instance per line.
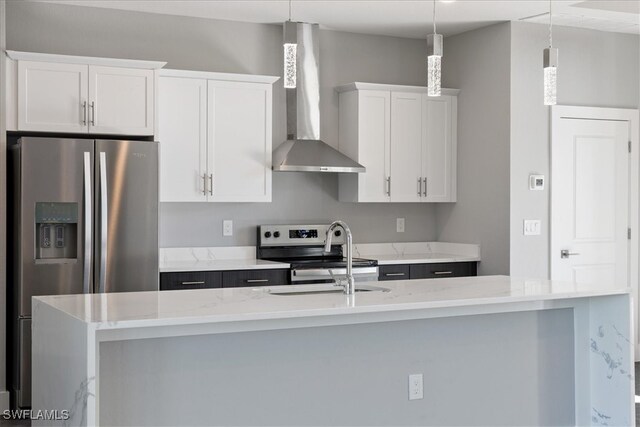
[83, 152, 92, 294]
[99, 152, 108, 293]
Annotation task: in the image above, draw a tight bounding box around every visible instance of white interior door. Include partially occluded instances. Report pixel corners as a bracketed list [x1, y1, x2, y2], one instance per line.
[551, 114, 630, 288]
[157, 76, 208, 202]
[390, 92, 422, 203]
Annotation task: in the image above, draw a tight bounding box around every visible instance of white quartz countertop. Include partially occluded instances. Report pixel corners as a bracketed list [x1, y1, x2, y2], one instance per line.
[373, 252, 480, 265]
[159, 259, 289, 273]
[34, 276, 628, 329]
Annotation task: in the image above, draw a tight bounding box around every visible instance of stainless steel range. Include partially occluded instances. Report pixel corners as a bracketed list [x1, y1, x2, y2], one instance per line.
[257, 224, 378, 284]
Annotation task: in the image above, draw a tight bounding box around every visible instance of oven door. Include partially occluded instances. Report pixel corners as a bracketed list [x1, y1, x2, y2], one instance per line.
[290, 267, 379, 284]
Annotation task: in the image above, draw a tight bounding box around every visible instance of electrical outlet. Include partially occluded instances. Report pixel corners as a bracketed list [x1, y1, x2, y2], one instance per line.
[408, 374, 423, 400]
[223, 220, 233, 237]
[523, 219, 541, 236]
[397, 218, 405, 233]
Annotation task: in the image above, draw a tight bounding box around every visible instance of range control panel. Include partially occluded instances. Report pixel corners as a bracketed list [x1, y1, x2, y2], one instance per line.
[259, 224, 346, 247]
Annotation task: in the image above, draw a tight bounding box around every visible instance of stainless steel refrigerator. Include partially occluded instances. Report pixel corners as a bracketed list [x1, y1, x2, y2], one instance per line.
[8, 137, 159, 408]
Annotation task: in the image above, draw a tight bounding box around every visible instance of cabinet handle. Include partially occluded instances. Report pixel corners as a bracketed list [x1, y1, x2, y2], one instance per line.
[384, 272, 406, 277]
[209, 174, 213, 195]
[82, 101, 87, 125]
[418, 178, 422, 196]
[90, 101, 96, 126]
[202, 174, 207, 195]
[246, 279, 269, 283]
[180, 281, 205, 285]
[423, 178, 427, 197]
[433, 271, 453, 275]
[387, 176, 391, 196]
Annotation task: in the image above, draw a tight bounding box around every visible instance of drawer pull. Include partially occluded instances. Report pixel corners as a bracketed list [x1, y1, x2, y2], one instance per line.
[384, 273, 406, 277]
[180, 281, 205, 285]
[433, 271, 453, 275]
[246, 279, 269, 283]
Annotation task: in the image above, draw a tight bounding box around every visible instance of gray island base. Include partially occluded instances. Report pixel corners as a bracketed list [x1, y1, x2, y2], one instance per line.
[32, 275, 633, 426]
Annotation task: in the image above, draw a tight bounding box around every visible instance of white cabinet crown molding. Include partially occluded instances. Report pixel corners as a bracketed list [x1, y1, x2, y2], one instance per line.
[160, 68, 280, 84]
[335, 82, 460, 96]
[6, 50, 166, 70]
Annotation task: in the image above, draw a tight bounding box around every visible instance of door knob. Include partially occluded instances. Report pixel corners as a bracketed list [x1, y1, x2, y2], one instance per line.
[560, 249, 580, 259]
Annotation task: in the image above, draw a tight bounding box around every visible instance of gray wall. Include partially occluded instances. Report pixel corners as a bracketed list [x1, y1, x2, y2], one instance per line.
[0, 0, 8, 411]
[509, 22, 640, 278]
[6, 1, 439, 247]
[101, 310, 574, 426]
[435, 23, 512, 275]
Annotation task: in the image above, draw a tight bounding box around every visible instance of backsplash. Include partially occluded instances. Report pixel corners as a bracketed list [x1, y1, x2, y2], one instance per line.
[160, 172, 438, 247]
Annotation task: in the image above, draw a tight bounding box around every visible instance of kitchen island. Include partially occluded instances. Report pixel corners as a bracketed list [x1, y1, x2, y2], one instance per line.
[32, 276, 633, 426]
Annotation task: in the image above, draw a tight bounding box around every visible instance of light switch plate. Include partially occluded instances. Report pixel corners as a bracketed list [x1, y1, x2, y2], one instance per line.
[397, 218, 405, 233]
[223, 220, 233, 237]
[523, 220, 541, 236]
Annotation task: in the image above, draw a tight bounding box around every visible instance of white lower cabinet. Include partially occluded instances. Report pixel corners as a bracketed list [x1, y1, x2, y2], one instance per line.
[337, 82, 458, 203]
[158, 71, 278, 203]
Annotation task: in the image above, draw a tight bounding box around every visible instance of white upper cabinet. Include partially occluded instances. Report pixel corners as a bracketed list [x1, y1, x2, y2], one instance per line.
[158, 70, 278, 203]
[17, 61, 89, 133]
[6, 51, 165, 135]
[158, 76, 208, 202]
[338, 90, 391, 202]
[390, 91, 423, 203]
[207, 80, 272, 202]
[337, 82, 458, 203]
[422, 95, 457, 202]
[88, 66, 155, 135]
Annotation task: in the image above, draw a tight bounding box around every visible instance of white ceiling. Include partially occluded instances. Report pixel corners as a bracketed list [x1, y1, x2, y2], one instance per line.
[32, 0, 640, 38]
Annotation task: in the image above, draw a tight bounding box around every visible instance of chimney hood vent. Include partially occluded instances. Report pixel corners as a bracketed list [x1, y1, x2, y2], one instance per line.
[273, 22, 365, 174]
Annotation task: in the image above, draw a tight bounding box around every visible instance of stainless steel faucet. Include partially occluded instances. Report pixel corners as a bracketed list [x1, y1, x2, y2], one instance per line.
[324, 220, 355, 295]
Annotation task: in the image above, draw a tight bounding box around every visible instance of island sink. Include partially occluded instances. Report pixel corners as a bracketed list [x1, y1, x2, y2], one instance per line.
[263, 283, 390, 296]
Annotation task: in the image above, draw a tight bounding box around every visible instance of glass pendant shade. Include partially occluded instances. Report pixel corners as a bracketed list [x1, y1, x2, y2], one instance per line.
[284, 42, 297, 89]
[543, 47, 558, 106]
[427, 33, 443, 97]
[427, 55, 441, 97]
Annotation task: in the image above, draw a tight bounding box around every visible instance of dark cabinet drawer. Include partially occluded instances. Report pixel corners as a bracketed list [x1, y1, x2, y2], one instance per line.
[410, 262, 477, 280]
[378, 265, 411, 281]
[222, 269, 289, 288]
[160, 271, 222, 291]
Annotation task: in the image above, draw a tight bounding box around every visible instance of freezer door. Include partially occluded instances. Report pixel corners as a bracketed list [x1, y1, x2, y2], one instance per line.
[95, 140, 159, 293]
[14, 137, 94, 317]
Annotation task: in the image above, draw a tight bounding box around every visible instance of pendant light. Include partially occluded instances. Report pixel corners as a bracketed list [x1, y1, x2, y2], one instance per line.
[543, 0, 558, 105]
[283, 0, 297, 89]
[427, 0, 443, 97]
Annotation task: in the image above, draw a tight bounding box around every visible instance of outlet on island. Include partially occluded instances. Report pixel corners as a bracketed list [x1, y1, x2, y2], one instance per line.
[408, 373, 423, 400]
[397, 218, 405, 233]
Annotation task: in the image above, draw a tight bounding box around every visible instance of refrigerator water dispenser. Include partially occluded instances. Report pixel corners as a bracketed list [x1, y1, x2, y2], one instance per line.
[35, 202, 78, 260]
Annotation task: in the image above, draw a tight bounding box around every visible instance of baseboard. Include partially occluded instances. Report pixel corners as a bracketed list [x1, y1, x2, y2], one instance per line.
[0, 390, 9, 411]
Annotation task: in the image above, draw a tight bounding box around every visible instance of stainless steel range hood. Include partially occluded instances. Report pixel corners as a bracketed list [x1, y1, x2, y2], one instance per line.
[273, 22, 365, 173]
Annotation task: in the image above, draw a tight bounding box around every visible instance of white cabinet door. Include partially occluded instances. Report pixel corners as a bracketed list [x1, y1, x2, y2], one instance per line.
[390, 92, 423, 203]
[17, 61, 88, 133]
[422, 95, 455, 202]
[358, 90, 391, 202]
[207, 80, 272, 202]
[157, 77, 208, 202]
[88, 66, 154, 135]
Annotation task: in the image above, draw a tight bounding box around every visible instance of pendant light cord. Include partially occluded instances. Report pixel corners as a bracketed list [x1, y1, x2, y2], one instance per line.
[432, 0, 437, 35]
[288, 0, 292, 22]
[549, 0, 553, 48]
